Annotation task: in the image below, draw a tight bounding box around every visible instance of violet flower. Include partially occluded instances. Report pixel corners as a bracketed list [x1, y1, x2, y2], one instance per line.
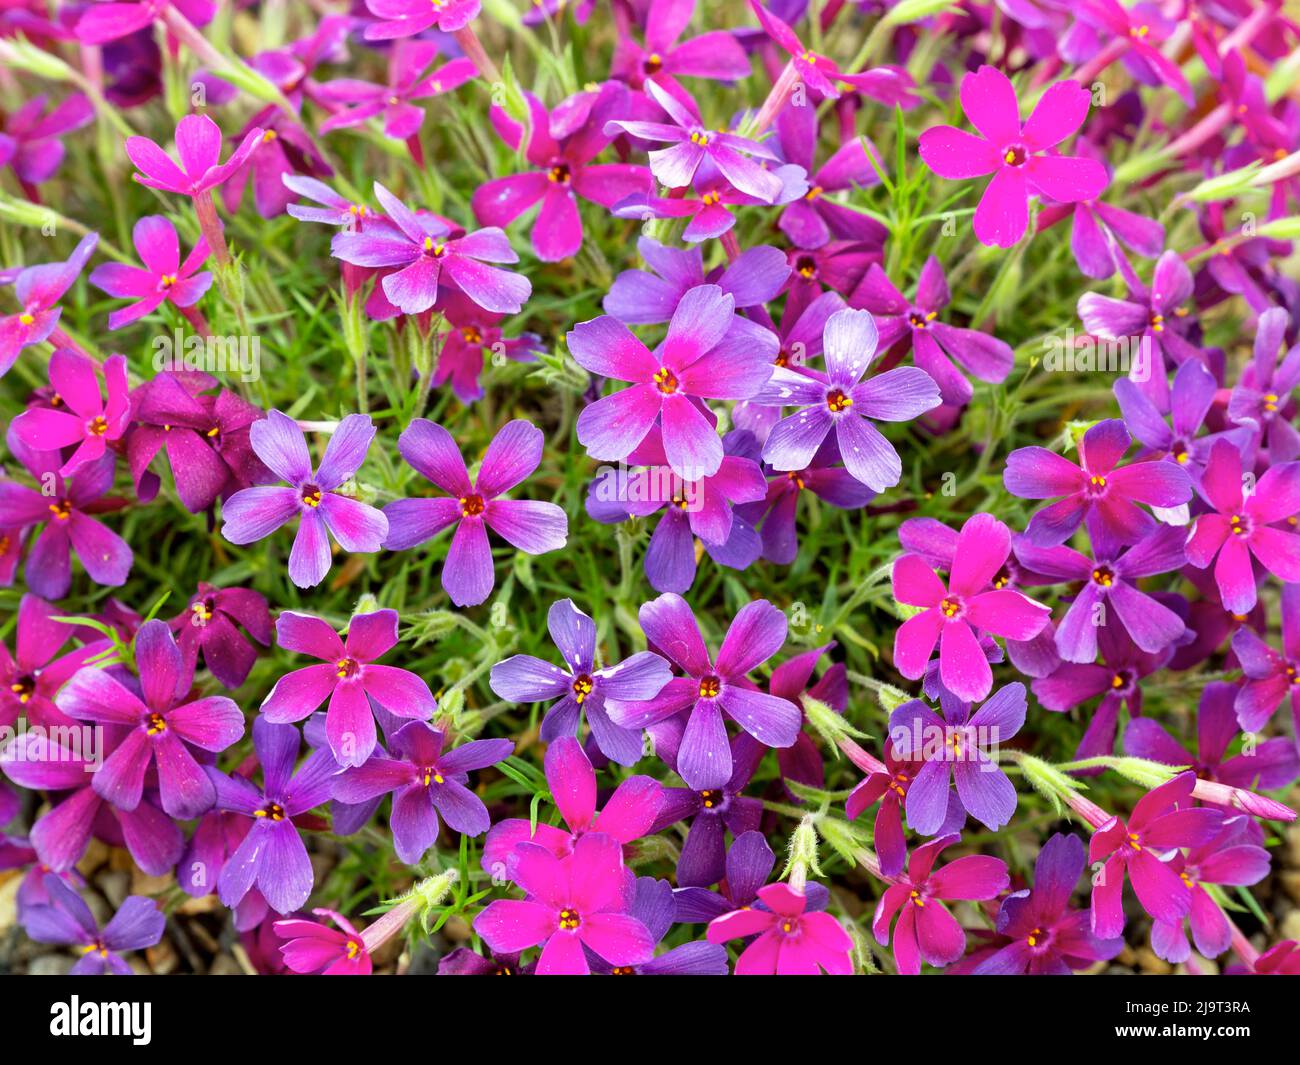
[382, 418, 568, 607]
[1228, 307, 1300, 462]
[1185, 438, 1300, 614]
[169, 582, 272, 690]
[1068, 197, 1164, 281]
[0, 93, 94, 188]
[220, 411, 389, 590]
[892, 514, 1051, 703]
[474, 832, 656, 975]
[431, 289, 544, 404]
[260, 608, 436, 768]
[1114, 357, 1244, 475]
[590, 877, 730, 975]
[708, 881, 852, 975]
[611, 0, 750, 89]
[1232, 582, 1300, 736]
[608, 593, 800, 790]
[0, 594, 109, 732]
[88, 215, 211, 329]
[57, 619, 245, 819]
[1073, 0, 1194, 105]
[674, 828, 833, 921]
[873, 834, 1010, 975]
[11, 350, 129, 478]
[757, 307, 942, 492]
[918, 67, 1107, 247]
[362, 0, 480, 39]
[847, 739, 919, 879]
[490, 598, 671, 766]
[23, 876, 163, 975]
[0, 233, 98, 378]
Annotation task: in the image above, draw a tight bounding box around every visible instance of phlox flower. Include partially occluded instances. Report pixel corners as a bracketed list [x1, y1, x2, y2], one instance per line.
[1228, 307, 1300, 462]
[611, 0, 751, 90]
[674, 829, 830, 922]
[274, 909, 374, 976]
[125, 112, 263, 198]
[0, 594, 109, 732]
[11, 350, 129, 477]
[169, 582, 271, 690]
[1114, 357, 1245, 475]
[0, 233, 98, 378]
[23, 876, 163, 975]
[0, 93, 94, 187]
[88, 215, 211, 329]
[590, 877, 730, 975]
[1072, 0, 1194, 105]
[707, 881, 852, 975]
[76, 0, 214, 44]
[362, 0, 480, 39]
[431, 290, 543, 405]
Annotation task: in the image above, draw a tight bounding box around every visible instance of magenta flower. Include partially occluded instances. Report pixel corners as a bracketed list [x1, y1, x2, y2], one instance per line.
[0, 595, 106, 732]
[0, 233, 98, 378]
[57, 620, 245, 819]
[274, 909, 373, 976]
[260, 609, 436, 768]
[1004, 419, 1192, 553]
[11, 350, 129, 478]
[382, 418, 568, 607]
[872, 834, 1010, 975]
[1074, 0, 1194, 105]
[88, 215, 211, 329]
[481, 735, 663, 877]
[169, 582, 272, 690]
[973, 833, 1123, 975]
[918, 66, 1108, 247]
[608, 593, 801, 790]
[1185, 439, 1300, 614]
[847, 739, 918, 879]
[473, 832, 656, 975]
[1088, 772, 1225, 939]
[1067, 197, 1164, 281]
[1228, 308, 1300, 463]
[758, 307, 942, 490]
[362, 0, 480, 39]
[331, 182, 530, 315]
[707, 881, 851, 975]
[125, 113, 263, 197]
[473, 87, 653, 262]
[431, 290, 543, 404]
[332, 721, 513, 864]
[892, 514, 1051, 703]
[76, 0, 214, 44]
[571, 286, 776, 480]
[0, 93, 94, 188]
[604, 80, 785, 203]
[1232, 584, 1300, 736]
[22, 876, 163, 975]
[220, 411, 389, 590]
[612, 0, 750, 88]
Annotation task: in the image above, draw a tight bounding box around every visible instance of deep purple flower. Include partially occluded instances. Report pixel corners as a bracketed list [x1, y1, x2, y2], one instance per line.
[23, 876, 163, 975]
[0, 93, 94, 188]
[382, 418, 568, 607]
[872, 834, 1010, 975]
[0, 233, 97, 378]
[220, 411, 388, 590]
[12, 351, 130, 478]
[1185, 438, 1300, 614]
[974, 833, 1123, 974]
[608, 593, 800, 790]
[474, 832, 656, 976]
[758, 308, 941, 491]
[208, 716, 339, 914]
[674, 828, 833, 921]
[261, 608, 436, 768]
[708, 881, 852, 975]
[892, 514, 1051, 703]
[0, 594, 106, 732]
[331, 182, 530, 315]
[88, 215, 211, 329]
[169, 582, 272, 690]
[1004, 418, 1192, 553]
[126, 113, 262, 197]
[490, 598, 671, 766]
[849, 257, 1014, 408]
[57, 619, 244, 819]
[1089, 772, 1225, 938]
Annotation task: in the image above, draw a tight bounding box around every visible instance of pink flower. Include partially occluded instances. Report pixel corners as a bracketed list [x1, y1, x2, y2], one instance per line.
[362, 0, 480, 39]
[918, 66, 1108, 248]
[125, 113, 263, 198]
[89, 215, 211, 329]
[707, 881, 852, 974]
[11, 350, 130, 478]
[0, 233, 98, 379]
[891, 513, 1051, 703]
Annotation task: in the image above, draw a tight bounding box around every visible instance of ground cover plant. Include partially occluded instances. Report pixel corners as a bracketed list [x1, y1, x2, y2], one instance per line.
[1, 0, 1300, 979]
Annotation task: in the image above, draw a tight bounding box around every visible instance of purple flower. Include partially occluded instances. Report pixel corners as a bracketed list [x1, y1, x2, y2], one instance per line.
[847, 739, 920, 879]
[490, 598, 671, 766]
[209, 717, 339, 914]
[23, 876, 163, 975]
[481, 736, 663, 877]
[11, 351, 130, 478]
[220, 411, 388, 590]
[0, 233, 98, 378]
[1089, 772, 1225, 938]
[604, 80, 785, 203]
[0, 430, 132, 599]
[1074, 0, 1194, 104]
[221, 110, 331, 220]
[758, 308, 941, 492]
[708, 881, 852, 975]
[1068, 197, 1164, 281]
[261, 608, 436, 768]
[873, 834, 1010, 975]
[918, 66, 1108, 248]
[608, 593, 800, 790]
[1013, 524, 1188, 662]
[474, 832, 657, 976]
[674, 828, 831, 921]
[0, 594, 106, 732]
[56, 619, 245, 819]
[570, 285, 776, 480]
[125, 113, 263, 197]
[169, 582, 272, 690]
[88, 215, 211, 329]
[383, 418, 568, 607]
[611, 0, 750, 89]
[1004, 418, 1192, 553]
[76, 0, 214, 44]
[1227, 307, 1300, 463]
[1115, 357, 1245, 475]
[888, 683, 1027, 835]
[1185, 438, 1300, 614]
[362, 0, 480, 39]
[1232, 583, 1300, 737]
[849, 257, 1014, 408]
[0, 93, 94, 187]
[332, 721, 511, 865]
[331, 182, 530, 315]
[472, 86, 653, 262]
[589, 876, 730, 975]
[432, 290, 544, 404]
[974, 833, 1123, 975]
[892, 514, 1051, 703]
